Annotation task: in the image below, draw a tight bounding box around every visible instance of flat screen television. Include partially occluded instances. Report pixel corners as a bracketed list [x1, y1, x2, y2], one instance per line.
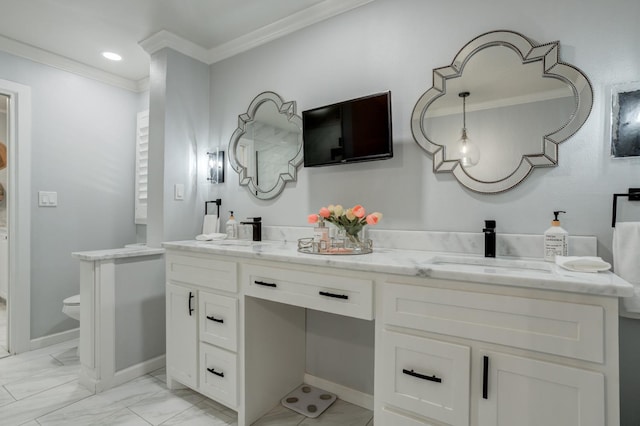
[302, 91, 393, 167]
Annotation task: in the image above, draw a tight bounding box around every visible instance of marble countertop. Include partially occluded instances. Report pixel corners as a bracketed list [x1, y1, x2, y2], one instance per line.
[72, 246, 165, 261]
[162, 239, 634, 298]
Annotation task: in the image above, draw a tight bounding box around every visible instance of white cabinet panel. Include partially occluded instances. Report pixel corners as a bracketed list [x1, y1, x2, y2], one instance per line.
[478, 351, 605, 426]
[199, 292, 238, 351]
[166, 283, 198, 388]
[200, 342, 238, 408]
[384, 282, 604, 363]
[245, 264, 373, 320]
[380, 330, 470, 426]
[167, 254, 237, 293]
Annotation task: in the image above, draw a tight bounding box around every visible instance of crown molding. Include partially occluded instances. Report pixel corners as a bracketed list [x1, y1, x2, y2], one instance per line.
[207, 0, 376, 63]
[0, 34, 139, 92]
[0, 0, 375, 93]
[139, 0, 376, 65]
[139, 30, 210, 64]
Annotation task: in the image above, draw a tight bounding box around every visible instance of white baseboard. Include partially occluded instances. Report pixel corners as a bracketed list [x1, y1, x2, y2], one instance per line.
[90, 355, 166, 393]
[113, 355, 166, 386]
[30, 327, 79, 350]
[304, 374, 374, 411]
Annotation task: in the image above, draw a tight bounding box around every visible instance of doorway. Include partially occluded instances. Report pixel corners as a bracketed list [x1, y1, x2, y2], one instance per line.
[0, 79, 31, 356]
[0, 93, 8, 357]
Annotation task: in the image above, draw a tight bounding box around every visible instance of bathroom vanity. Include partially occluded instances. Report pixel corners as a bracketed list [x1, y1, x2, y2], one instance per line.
[163, 236, 632, 426]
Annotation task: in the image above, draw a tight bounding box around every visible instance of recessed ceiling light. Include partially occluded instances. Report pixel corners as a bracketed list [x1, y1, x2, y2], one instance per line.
[102, 51, 122, 61]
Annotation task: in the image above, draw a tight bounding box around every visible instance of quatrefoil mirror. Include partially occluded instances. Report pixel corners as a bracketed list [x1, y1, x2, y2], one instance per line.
[411, 30, 593, 193]
[228, 91, 303, 200]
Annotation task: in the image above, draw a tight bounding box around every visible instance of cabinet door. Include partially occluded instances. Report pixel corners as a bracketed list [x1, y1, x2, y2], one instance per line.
[380, 330, 470, 426]
[166, 283, 198, 388]
[478, 351, 604, 426]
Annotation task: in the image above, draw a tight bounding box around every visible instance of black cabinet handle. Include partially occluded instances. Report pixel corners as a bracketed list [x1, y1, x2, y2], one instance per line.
[319, 291, 349, 300]
[254, 280, 277, 288]
[188, 292, 194, 316]
[207, 367, 224, 378]
[206, 315, 224, 323]
[483, 355, 489, 399]
[402, 369, 442, 383]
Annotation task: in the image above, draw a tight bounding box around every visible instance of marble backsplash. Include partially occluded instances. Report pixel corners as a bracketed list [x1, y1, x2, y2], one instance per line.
[263, 226, 597, 259]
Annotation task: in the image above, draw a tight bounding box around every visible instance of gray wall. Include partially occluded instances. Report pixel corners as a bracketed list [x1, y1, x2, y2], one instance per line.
[0, 51, 141, 339]
[115, 255, 165, 371]
[206, 0, 640, 420]
[147, 49, 210, 247]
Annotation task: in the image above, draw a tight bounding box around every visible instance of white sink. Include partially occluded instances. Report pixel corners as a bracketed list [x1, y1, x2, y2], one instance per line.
[428, 255, 553, 274]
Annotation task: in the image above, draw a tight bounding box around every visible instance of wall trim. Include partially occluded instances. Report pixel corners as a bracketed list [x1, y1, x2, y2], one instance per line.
[29, 327, 79, 350]
[304, 373, 374, 410]
[81, 354, 166, 393]
[140, 0, 376, 65]
[0, 34, 140, 92]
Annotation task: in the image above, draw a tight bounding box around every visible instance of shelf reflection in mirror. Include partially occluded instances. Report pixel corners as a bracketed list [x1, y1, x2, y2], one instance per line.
[411, 30, 593, 193]
[228, 91, 303, 200]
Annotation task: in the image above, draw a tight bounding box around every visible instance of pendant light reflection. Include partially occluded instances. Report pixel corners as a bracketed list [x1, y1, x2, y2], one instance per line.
[457, 91, 480, 168]
[207, 150, 225, 184]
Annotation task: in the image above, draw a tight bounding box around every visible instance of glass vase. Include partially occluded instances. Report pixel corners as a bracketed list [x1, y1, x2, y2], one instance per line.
[344, 227, 372, 253]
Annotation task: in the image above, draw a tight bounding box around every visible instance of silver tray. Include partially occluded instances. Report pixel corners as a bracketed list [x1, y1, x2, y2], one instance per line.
[297, 237, 373, 255]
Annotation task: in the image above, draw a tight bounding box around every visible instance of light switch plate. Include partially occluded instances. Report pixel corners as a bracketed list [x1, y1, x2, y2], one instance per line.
[38, 191, 58, 207]
[174, 184, 184, 201]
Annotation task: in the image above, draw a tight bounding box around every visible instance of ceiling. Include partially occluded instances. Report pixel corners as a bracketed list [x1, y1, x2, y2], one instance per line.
[0, 0, 374, 90]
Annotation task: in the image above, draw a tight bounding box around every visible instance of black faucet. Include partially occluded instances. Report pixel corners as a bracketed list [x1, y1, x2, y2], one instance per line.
[240, 217, 262, 241]
[483, 220, 496, 258]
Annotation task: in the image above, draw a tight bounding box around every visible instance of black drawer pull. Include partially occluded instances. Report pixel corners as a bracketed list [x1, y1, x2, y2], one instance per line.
[402, 369, 442, 383]
[319, 291, 349, 300]
[254, 280, 277, 288]
[206, 315, 224, 323]
[483, 356, 489, 399]
[207, 367, 224, 378]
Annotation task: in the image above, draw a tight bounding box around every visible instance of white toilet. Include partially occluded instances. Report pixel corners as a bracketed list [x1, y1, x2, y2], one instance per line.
[62, 294, 80, 321]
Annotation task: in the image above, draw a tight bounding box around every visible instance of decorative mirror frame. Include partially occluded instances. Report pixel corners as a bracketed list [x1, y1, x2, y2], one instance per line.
[228, 91, 303, 200]
[411, 30, 593, 193]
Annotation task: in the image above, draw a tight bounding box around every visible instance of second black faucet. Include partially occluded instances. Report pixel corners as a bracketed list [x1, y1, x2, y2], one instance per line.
[484, 220, 496, 258]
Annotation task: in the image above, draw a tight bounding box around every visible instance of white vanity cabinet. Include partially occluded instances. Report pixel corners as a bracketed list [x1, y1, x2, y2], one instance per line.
[376, 278, 617, 426]
[165, 253, 238, 409]
[162, 241, 629, 426]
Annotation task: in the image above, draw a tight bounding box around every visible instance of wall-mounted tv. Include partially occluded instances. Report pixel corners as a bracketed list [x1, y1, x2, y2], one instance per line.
[302, 91, 393, 167]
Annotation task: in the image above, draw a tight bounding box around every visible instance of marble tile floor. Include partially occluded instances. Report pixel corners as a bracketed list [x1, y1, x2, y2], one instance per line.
[0, 339, 374, 426]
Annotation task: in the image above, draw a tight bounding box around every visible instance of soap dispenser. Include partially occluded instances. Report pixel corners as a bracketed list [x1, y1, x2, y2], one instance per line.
[544, 210, 568, 262]
[226, 211, 238, 239]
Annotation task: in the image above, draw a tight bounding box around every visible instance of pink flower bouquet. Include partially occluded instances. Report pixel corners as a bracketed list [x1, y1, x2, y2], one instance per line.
[308, 204, 383, 246]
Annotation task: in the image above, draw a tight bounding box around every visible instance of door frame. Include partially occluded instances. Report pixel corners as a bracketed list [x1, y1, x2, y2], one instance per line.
[1, 79, 31, 354]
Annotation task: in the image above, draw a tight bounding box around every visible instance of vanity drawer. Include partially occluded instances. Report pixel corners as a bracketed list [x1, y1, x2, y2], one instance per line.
[199, 292, 238, 352]
[383, 282, 604, 363]
[166, 254, 237, 293]
[244, 265, 374, 320]
[380, 329, 470, 426]
[199, 342, 237, 409]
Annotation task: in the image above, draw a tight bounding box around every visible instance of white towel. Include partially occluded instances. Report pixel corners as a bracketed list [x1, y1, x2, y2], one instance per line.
[202, 215, 219, 235]
[195, 233, 227, 241]
[555, 256, 611, 273]
[613, 222, 640, 315]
